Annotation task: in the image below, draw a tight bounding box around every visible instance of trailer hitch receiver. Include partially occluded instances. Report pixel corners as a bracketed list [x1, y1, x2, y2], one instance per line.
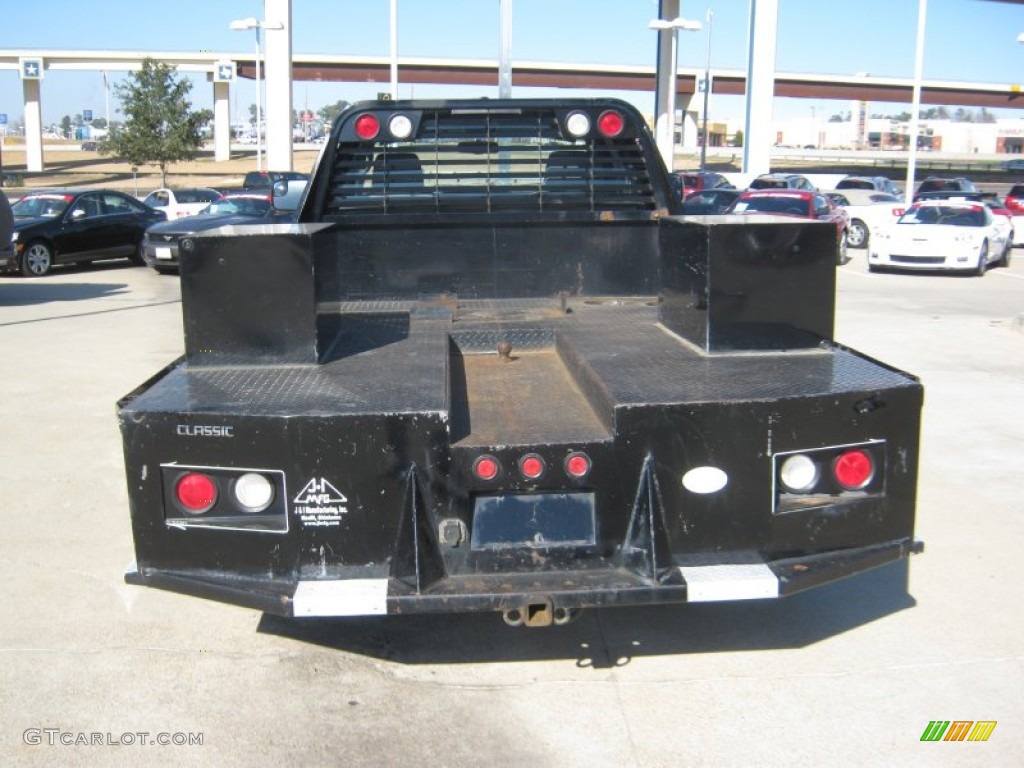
[502, 598, 580, 627]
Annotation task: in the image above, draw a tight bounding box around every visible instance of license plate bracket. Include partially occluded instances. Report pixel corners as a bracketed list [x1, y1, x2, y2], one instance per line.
[470, 492, 596, 550]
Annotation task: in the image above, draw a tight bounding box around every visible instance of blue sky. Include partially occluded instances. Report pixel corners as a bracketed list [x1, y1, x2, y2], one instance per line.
[1, 0, 1023, 127]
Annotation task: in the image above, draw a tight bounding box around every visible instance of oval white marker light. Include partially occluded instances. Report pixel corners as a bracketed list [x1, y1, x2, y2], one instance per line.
[779, 454, 819, 493]
[234, 473, 275, 513]
[682, 466, 728, 494]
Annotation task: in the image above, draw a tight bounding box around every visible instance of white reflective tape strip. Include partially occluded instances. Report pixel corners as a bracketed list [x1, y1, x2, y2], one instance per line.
[292, 579, 389, 617]
[679, 562, 779, 602]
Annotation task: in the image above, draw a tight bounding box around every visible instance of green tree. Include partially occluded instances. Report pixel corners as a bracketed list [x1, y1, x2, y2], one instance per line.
[318, 99, 350, 126]
[60, 115, 72, 138]
[731, 129, 744, 147]
[100, 58, 212, 186]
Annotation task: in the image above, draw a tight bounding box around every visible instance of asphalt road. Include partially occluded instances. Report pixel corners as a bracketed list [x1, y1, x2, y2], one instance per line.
[1, 251, 1022, 767]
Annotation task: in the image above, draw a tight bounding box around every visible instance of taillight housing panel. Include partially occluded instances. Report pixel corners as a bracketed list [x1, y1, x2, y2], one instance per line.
[465, 449, 595, 488]
[162, 464, 288, 532]
[341, 110, 424, 142]
[773, 441, 885, 514]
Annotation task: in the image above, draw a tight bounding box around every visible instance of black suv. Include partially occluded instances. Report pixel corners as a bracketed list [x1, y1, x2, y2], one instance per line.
[914, 177, 976, 201]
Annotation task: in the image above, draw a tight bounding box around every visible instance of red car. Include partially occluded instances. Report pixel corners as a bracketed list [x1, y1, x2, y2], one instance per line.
[1004, 183, 1024, 215]
[727, 189, 850, 264]
[669, 170, 734, 200]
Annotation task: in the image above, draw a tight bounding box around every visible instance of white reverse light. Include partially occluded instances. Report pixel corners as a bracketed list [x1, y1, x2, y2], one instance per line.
[779, 454, 819, 493]
[565, 111, 591, 138]
[388, 114, 414, 140]
[233, 473, 275, 513]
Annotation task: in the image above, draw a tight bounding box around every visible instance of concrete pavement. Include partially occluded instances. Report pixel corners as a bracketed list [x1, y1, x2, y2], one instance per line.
[1, 253, 1021, 766]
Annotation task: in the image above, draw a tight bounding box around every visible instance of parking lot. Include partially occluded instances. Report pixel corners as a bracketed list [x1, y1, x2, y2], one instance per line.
[1, 253, 1022, 766]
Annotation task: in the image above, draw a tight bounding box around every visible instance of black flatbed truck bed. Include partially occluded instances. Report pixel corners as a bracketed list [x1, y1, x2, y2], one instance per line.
[120, 99, 922, 626]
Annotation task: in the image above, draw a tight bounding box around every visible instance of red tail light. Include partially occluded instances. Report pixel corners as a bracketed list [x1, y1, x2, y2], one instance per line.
[175, 472, 218, 514]
[564, 452, 591, 479]
[519, 454, 546, 480]
[833, 450, 875, 490]
[473, 455, 500, 481]
[354, 113, 381, 140]
[597, 110, 625, 137]
[892, 208, 904, 216]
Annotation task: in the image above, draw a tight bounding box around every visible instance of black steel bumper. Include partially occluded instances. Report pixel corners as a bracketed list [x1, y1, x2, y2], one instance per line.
[125, 538, 923, 619]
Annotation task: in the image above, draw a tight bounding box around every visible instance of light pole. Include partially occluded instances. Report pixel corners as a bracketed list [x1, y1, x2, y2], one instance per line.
[700, 9, 713, 173]
[904, 0, 927, 209]
[649, 16, 703, 169]
[389, 0, 399, 99]
[230, 16, 282, 172]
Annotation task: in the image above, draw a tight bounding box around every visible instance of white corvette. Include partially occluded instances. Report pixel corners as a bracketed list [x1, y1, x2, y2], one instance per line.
[869, 200, 1012, 275]
[825, 189, 905, 250]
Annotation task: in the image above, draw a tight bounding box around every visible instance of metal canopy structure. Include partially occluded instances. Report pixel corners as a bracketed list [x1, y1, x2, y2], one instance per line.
[244, 56, 1019, 108]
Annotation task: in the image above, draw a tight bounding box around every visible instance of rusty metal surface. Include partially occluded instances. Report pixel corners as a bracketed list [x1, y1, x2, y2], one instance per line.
[452, 349, 610, 447]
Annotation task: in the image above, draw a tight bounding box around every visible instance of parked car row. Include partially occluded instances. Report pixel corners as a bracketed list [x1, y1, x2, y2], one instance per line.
[673, 172, 849, 264]
[2, 174, 309, 277]
[4, 170, 1017, 279]
[675, 169, 1021, 273]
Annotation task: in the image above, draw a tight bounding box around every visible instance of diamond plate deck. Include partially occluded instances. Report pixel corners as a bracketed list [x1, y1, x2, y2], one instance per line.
[125, 298, 916, 418]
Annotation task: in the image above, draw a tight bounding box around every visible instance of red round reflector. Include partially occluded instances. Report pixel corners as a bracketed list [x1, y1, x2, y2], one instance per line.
[833, 450, 874, 490]
[565, 452, 591, 478]
[176, 472, 217, 514]
[597, 110, 625, 137]
[354, 113, 380, 140]
[473, 455, 500, 481]
[519, 454, 546, 480]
